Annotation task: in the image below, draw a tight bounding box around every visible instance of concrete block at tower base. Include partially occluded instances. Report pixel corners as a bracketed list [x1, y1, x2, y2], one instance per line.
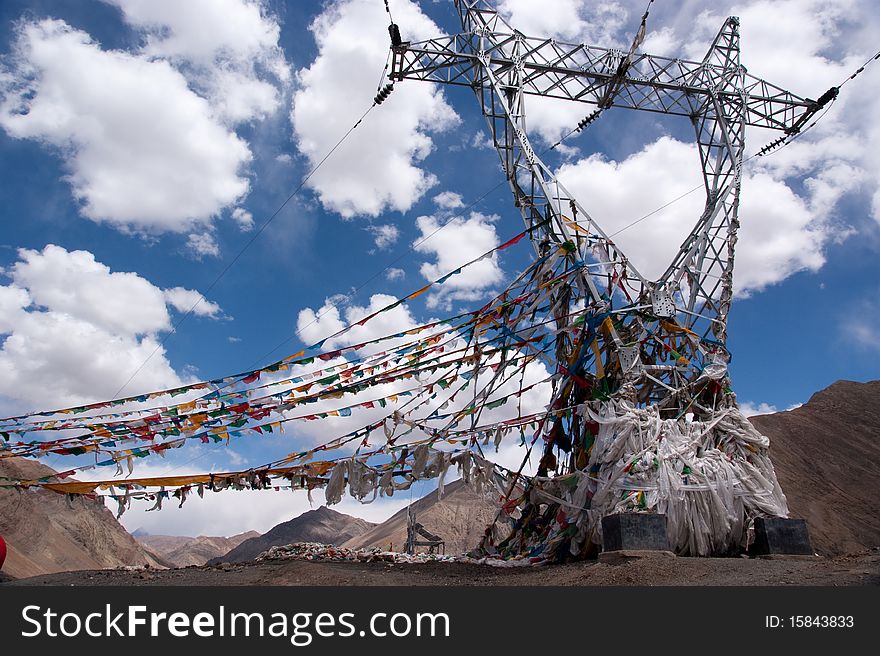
[601, 513, 671, 552]
[751, 517, 814, 556]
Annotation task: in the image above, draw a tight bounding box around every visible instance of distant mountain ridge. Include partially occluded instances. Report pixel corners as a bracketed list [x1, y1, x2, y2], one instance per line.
[138, 531, 260, 567]
[209, 507, 375, 564]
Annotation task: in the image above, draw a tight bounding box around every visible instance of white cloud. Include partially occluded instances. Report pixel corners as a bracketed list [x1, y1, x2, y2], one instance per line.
[414, 212, 504, 310]
[523, 95, 593, 146]
[641, 25, 680, 56]
[740, 400, 804, 417]
[291, 0, 459, 218]
[297, 293, 419, 355]
[226, 449, 247, 467]
[682, 0, 856, 90]
[0, 286, 31, 336]
[386, 267, 405, 281]
[0, 19, 252, 234]
[499, 0, 628, 45]
[10, 244, 170, 335]
[108, 0, 291, 124]
[369, 224, 400, 250]
[556, 136, 851, 294]
[231, 207, 255, 231]
[471, 130, 494, 151]
[186, 232, 221, 259]
[162, 287, 222, 319]
[0, 245, 217, 409]
[852, 323, 880, 351]
[433, 191, 464, 209]
[739, 401, 778, 417]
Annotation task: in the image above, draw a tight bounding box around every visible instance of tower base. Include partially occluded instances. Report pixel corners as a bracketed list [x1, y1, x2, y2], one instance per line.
[601, 513, 671, 552]
[751, 517, 814, 556]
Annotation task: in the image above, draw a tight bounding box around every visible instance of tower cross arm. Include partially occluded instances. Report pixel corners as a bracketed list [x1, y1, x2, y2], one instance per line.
[390, 32, 823, 134]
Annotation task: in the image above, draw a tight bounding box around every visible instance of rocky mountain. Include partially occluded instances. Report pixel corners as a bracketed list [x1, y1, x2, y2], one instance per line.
[751, 379, 880, 555]
[342, 479, 501, 555]
[0, 457, 161, 579]
[137, 531, 260, 568]
[209, 506, 375, 564]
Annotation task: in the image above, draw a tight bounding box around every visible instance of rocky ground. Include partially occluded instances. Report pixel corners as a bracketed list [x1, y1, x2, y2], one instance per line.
[4, 548, 878, 586]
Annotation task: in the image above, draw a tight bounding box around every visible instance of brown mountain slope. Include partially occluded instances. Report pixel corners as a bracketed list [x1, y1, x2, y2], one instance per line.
[751, 379, 880, 555]
[137, 531, 260, 568]
[342, 479, 500, 555]
[210, 507, 375, 564]
[0, 457, 160, 578]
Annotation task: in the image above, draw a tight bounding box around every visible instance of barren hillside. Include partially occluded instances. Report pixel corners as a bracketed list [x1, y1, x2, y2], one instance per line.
[0, 457, 160, 578]
[751, 379, 880, 555]
[343, 479, 501, 555]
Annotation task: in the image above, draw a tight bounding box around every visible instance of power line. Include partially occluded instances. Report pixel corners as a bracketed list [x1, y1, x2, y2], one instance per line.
[111, 102, 378, 400]
[608, 183, 704, 238]
[838, 49, 880, 89]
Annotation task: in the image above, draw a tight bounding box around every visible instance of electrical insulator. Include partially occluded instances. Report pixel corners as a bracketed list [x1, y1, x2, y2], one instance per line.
[575, 110, 601, 132]
[389, 23, 402, 47]
[815, 86, 839, 108]
[757, 135, 786, 156]
[374, 83, 394, 105]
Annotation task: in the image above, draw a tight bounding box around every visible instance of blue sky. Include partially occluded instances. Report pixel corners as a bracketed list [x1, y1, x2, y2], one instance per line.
[1, 0, 878, 536]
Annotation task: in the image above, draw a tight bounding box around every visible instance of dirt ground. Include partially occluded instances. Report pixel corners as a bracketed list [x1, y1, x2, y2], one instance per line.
[3, 549, 878, 587]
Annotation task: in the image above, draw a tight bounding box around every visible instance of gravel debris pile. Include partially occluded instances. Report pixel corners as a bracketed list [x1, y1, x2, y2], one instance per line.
[255, 542, 534, 567]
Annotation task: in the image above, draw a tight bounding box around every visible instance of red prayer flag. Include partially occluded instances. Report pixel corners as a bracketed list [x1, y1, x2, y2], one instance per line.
[497, 231, 527, 250]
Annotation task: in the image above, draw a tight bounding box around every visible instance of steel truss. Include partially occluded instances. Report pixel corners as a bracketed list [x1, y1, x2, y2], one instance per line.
[390, 0, 824, 416]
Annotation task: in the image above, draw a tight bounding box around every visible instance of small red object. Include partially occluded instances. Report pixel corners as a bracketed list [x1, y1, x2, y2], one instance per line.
[0, 535, 7, 570]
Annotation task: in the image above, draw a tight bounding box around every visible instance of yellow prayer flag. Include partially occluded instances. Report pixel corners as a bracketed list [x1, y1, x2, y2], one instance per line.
[590, 338, 605, 379]
[407, 284, 432, 300]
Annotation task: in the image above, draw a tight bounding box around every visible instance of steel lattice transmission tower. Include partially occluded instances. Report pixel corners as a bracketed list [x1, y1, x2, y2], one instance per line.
[386, 1, 833, 556]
